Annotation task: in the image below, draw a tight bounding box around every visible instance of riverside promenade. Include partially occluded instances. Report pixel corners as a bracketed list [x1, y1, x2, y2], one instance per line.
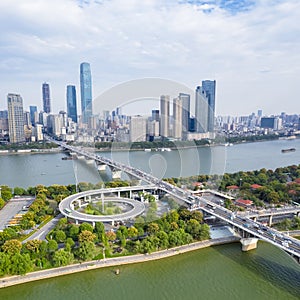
[0, 236, 239, 289]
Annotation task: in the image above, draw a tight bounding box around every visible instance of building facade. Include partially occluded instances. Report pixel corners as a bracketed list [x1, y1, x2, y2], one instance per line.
[80, 62, 93, 123]
[42, 82, 51, 113]
[129, 116, 147, 142]
[195, 86, 208, 133]
[202, 80, 216, 132]
[66, 85, 78, 123]
[173, 97, 182, 139]
[179, 93, 190, 135]
[7, 93, 25, 143]
[159, 95, 170, 138]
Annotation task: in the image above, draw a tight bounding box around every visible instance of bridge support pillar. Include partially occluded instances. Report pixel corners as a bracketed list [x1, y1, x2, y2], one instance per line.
[97, 163, 107, 172]
[117, 191, 121, 198]
[240, 238, 258, 252]
[268, 215, 273, 226]
[129, 190, 132, 199]
[75, 219, 79, 225]
[112, 169, 122, 180]
[92, 221, 95, 228]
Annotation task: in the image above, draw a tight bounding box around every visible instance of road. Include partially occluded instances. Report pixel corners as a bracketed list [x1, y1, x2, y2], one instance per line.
[23, 214, 63, 242]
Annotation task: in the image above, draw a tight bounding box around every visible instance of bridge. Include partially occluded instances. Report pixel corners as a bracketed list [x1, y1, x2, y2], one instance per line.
[49, 138, 300, 261]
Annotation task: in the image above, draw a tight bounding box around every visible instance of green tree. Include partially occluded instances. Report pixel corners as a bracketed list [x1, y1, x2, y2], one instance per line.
[78, 230, 96, 243]
[9, 253, 33, 275]
[2, 239, 22, 255]
[52, 249, 74, 267]
[79, 222, 94, 233]
[54, 230, 67, 243]
[76, 241, 96, 261]
[47, 240, 58, 253]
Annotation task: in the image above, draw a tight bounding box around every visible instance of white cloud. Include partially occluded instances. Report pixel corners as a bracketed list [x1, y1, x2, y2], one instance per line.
[0, 0, 299, 116]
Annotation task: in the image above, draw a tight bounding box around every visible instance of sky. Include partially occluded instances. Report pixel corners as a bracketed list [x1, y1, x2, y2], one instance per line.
[0, 0, 299, 116]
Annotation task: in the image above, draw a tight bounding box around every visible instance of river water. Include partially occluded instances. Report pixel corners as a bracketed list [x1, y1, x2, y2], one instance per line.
[0, 139, 299, 188]
[0, 139, 299, 298]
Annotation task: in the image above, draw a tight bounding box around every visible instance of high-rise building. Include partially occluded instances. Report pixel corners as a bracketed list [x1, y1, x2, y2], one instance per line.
[160, 95, 170, 138]
[195, 86, 208, 133]
[42, 82, 51, 113]
[80, 62, 93, 123]
[151, 110, 160, 122]
[202, 80, 216, 132]
[173, 97, 182, 139]
[29, 106, 37, 125]
[179, 93, 190, 134]
[129, 116, 147, 142]
[7, 93, 25, 143]
[66, 85, 78, 123]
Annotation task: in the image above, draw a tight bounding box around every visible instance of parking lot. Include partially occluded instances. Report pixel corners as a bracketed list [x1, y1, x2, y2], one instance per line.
[0, 197, 34, 230]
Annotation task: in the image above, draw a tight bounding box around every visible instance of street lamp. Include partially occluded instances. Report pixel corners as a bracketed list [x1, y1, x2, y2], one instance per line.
[0, 187, 1, 198]
[239, 178, 242, 188]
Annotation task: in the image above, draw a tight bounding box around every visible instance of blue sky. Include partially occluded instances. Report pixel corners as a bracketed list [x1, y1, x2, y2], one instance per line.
[0, 0, 299, 116]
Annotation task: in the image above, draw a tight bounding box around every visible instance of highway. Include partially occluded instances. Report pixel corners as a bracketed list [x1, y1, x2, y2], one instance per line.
[48, 138, 300, 260]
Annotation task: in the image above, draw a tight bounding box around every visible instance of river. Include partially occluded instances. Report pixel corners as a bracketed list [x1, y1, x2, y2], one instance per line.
[0, 139, 299, 298]
[0, 138, 299, 188]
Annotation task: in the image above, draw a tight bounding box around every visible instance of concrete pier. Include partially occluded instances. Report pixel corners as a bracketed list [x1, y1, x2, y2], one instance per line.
[240, 238, 258, 251]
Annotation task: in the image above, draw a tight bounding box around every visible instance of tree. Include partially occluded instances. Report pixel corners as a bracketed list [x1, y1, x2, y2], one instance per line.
[76, 241, 96, 261]
[47, 240, 58, 253]
[68, 224, 79, 239]
[106, 231, 116, 242]
[147, 223, 160, 235]
[0, 185, 12, 201]
[127, 226, 138, 238]
[79, 222, 94, 233]
[78, 230, 96, 243]
[0, 197, 5, 209]
[9, 253, 33, 275]
[0, 252, 10, 276]
[13, 187, 26, 196]
[2, 239, 22, 255]
[24, 240, 42, 257]
[54, 230, 67, 243]
[52, 249, 74, 267]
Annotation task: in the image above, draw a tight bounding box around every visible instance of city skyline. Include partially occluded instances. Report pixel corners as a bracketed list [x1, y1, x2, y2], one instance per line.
[0, 1, 299, 116]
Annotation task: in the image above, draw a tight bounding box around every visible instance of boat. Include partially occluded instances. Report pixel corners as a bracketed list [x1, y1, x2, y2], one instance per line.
[144, 149, 151, 152]
[62, 157, 73, 160]
[281, 148, 296, 153]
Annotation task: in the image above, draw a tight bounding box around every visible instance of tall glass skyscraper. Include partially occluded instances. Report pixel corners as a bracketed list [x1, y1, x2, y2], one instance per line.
[202, 80, 216, 132]
[179, 93, 190, 135]
[66, 85, 78, 123]
[29, 105, 37, 125]
[42, 82, 51, 113]
[160, 95, 170, 138]
[7, 93, 25, 143]
[80, 62, 92, 123]
[195, 86, 208, 133]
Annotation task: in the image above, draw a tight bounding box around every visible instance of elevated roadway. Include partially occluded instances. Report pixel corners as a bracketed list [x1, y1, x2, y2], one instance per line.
[49, 138, 300, 260]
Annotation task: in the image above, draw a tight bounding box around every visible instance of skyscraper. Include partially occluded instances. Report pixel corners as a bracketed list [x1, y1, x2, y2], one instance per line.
[80, 62, 92, 123]
[160, 95, 170, 138]
[7, 93, 25, 143]
[179, 93, 190, 135]
[202, 80, 216, 132]
[66, 85, 78, 123]
[42, 82, 51, 113]
[29, 105, 37, 125]
[129, 116, 147, 142]
[195, 86, 208, 133]
[173, 97, 182, 139]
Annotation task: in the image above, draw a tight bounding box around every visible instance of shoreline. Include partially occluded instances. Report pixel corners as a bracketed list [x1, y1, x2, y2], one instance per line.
[0, 236, 239, 289]
[0, 135, 292, 155]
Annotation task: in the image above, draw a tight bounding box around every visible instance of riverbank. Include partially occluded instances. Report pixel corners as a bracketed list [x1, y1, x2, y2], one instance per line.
[0, 236, 239, 289]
